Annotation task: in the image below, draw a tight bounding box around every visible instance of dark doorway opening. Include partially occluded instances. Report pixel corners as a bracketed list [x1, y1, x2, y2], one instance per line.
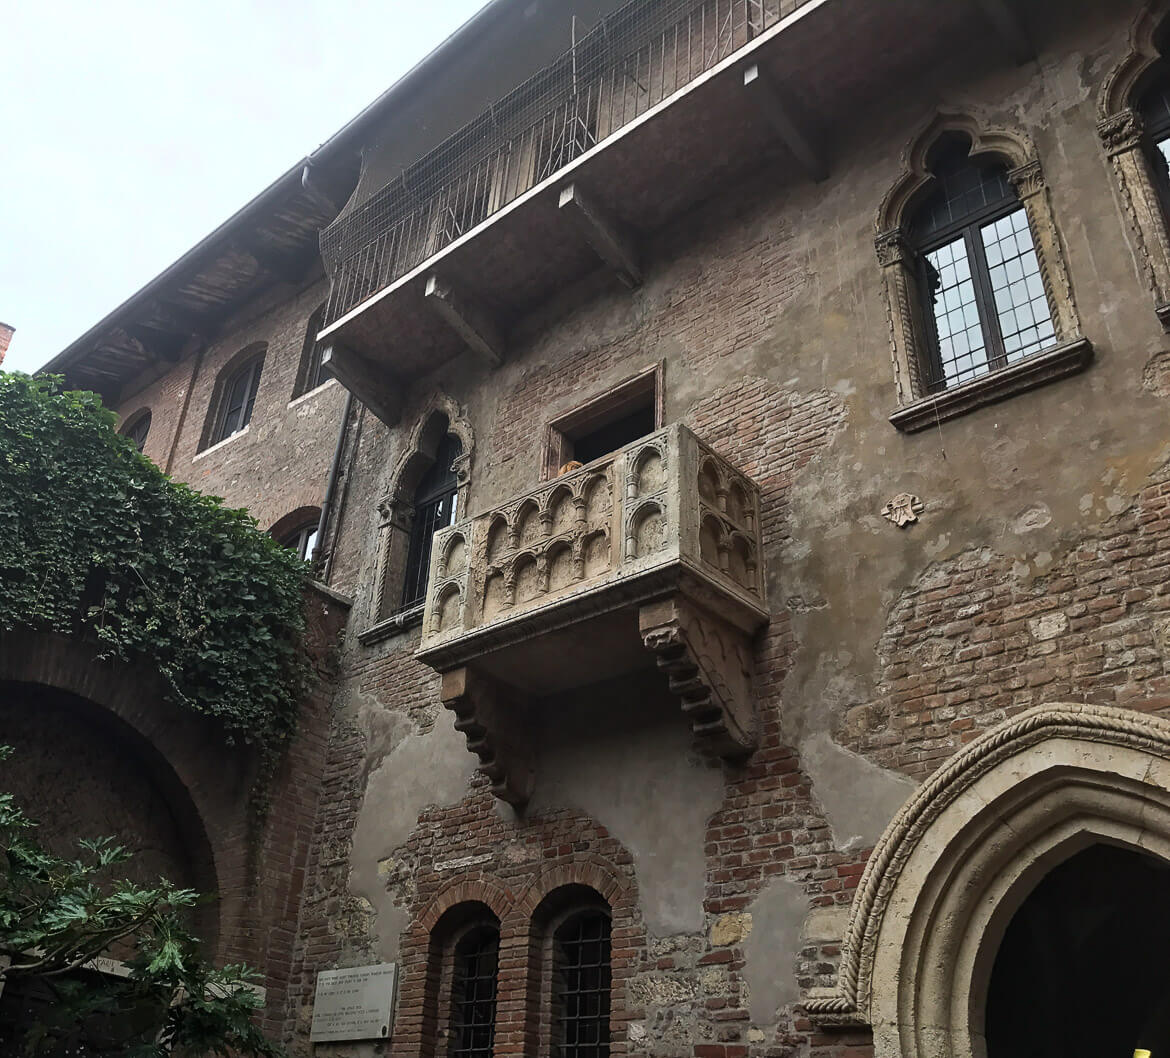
[986, 843, 1170, 1058]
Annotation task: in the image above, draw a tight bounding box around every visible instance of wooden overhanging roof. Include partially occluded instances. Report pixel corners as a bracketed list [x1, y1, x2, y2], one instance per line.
[41, 159, 360, 402]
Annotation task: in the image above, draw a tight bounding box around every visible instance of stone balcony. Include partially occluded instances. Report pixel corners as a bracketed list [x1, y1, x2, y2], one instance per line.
[415, 423, 769, 805]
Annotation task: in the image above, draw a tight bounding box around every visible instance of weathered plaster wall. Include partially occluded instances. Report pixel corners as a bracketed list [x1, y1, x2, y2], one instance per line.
[274, 0, 1170, 1054]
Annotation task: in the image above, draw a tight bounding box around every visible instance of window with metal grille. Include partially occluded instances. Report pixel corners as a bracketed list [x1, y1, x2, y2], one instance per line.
[909, 137, 1054, 392]
[449, 924, 498, 1058]
[401, 433, 462, 609]
[121, 410, 151, 452]
[212, 356, 264, 444]
[552, 910, 611, 1058]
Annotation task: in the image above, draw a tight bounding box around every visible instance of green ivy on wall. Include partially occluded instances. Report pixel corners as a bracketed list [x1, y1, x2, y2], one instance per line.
[0, 373, 309, 763]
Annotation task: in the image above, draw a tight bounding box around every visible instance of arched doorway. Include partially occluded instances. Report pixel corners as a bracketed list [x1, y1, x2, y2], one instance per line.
[0, 679, 222, 1053]
[803, 703, 1170, 1058]
[986, 843, 1170, 1058]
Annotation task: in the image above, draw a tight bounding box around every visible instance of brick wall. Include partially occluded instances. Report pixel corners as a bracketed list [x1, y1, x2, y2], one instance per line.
[113, 277, 345, 532]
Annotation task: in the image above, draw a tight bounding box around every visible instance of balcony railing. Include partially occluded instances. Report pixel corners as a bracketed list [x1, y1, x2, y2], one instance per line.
[415, 425, 768, 802]
[418, 422, 766, 654]
[320, 0, 812, 327]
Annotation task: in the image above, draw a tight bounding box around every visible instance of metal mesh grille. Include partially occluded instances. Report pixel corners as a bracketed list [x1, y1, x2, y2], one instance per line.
[450, 927, 499, 1058]
[321, 0, 812, 325]
[553, 911, 611, 1058]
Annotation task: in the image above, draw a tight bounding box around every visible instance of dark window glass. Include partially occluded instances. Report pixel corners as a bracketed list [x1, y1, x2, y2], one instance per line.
[401, 433, 462, 609]
[571, 404, 655, 466]
[214, 357, 263, 444]
[300, 305, 332, 395]
[282, 521, 319, 562]
[122, 411, 151, 452]
[449, 925, 498, 1058]
[1140, 72, 1170, 218]
[552, 911, 611, 1058]
[910, 138, 1054, 391]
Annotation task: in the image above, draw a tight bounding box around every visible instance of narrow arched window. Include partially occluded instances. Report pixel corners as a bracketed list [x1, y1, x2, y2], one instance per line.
[121, 410, 151, 452]
[401, 430, 462, 609]
[551, 909, 611, 1058]
[212, 355, 264, 444]
[909, 136, 1055, 392]
[449, 923, 499, 1058]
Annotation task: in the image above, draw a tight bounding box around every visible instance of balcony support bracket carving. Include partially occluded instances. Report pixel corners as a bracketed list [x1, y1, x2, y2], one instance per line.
[424, 275, 504, 367]
[742, 64, 828, 183]
[639, 597, 758, 759]
[440, 666, 533, 807]
[558, 184, 642, 288]
[321, 343, 402, 426]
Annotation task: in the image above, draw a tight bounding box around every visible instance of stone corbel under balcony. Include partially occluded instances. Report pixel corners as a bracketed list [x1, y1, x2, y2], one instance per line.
[415, 423, 769, 805]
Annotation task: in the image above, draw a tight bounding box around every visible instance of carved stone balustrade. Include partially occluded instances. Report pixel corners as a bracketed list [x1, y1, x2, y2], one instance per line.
[416, 424, 769, 806]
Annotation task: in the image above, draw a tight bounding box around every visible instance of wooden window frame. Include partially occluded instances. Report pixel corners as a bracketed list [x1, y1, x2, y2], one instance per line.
[542, 362, 663, 480]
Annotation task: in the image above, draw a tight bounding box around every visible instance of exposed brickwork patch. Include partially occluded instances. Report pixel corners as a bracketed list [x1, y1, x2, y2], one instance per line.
[845, 467, 1170, 778]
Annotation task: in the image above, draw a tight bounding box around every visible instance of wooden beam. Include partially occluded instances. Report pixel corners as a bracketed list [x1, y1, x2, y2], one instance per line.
[974, 0, 1033, 64]
[742, 64, 828, 183]
[320, 343, 401, 426]
[558, 183, 642, 288]
[424, 275, 503, 367]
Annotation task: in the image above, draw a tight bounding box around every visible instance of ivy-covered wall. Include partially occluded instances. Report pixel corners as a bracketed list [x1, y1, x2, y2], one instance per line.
[0, 373, 309, 759]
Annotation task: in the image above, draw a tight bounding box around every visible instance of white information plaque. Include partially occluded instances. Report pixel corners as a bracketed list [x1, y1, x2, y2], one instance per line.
[309, 963, 398, 1042]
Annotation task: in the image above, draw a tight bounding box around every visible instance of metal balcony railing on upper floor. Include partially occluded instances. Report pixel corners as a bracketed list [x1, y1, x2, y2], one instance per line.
[319, 0, 813, 327]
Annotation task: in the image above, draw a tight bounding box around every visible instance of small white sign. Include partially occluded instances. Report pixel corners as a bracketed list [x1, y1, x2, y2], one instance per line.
[309, 963, 398, 1043]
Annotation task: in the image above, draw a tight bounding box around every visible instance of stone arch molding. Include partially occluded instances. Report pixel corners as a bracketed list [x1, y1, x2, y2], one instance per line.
[874, 111, 1080, 405]
[371, 391, 475, 622]
[804, 703, 1170, 1058]
[1098, 0, 1170, 327]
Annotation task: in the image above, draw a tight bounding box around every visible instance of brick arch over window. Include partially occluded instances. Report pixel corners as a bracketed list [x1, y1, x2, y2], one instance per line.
[510, 862, 636, 1058]
[875, 112, 1084, 428]
[399, 879, 510, 1058]
[269, 505, 322, 560]
[371, 393, 474, 623]
[200, 341, 267, 450]
[0, 629, 229, 959]
[1099, 0, 1170, 327]
[803, 703, 1170, 1058]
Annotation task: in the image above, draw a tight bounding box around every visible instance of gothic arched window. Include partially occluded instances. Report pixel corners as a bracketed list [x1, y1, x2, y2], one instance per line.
[908, 136, 1055, 392]
[401, 430, 463, 610]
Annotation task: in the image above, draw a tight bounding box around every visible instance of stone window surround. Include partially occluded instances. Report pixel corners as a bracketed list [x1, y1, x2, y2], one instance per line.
[541, 361, 664, 480]
[802, 702, 1170, 1058]
[875, 113, 1088, 433]
[393, 863, 633, 1058]
[1098, 0, 1170, 329]
[361, 392, 475, 644]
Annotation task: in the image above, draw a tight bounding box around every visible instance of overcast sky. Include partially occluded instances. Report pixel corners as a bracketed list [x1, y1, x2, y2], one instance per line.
[0, 0, 487, 374]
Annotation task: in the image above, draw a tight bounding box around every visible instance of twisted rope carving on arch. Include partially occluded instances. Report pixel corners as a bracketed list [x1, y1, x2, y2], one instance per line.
[804, 703, 1170, 1025]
